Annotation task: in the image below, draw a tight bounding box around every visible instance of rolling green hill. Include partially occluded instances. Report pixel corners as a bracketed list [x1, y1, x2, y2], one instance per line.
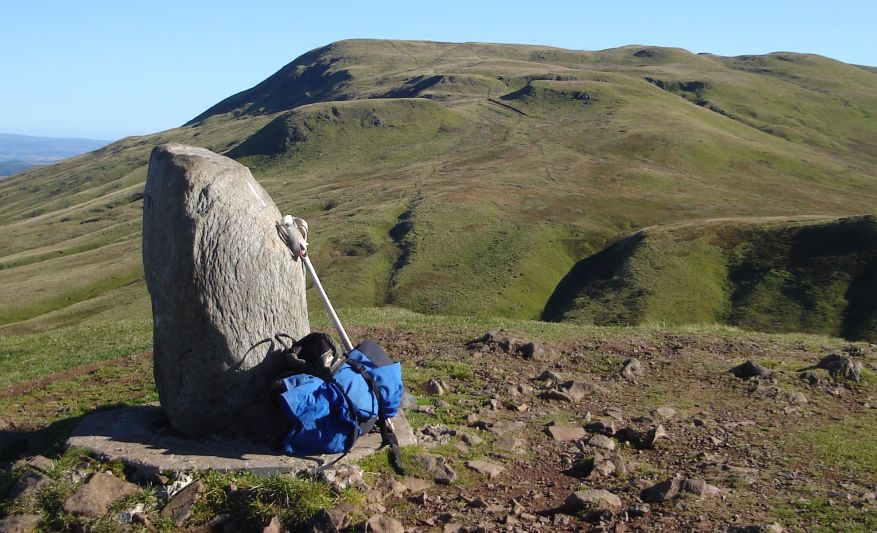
[543, 215, 877, 341]
[0, 39, 875, 338]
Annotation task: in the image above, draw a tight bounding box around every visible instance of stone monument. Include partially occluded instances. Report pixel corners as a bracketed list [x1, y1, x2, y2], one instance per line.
[142, 144, 308, 437]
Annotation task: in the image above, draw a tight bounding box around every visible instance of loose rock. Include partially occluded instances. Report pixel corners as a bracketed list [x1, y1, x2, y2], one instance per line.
[621, 358, 644, 382]
[540, 389, 574, 402]
[535, 369, 563, 382]
[0, 514, 42, 533]
[588, 434, 617, 451]
[547, 426, 586, 442]
[564, 489, 622, 513]
[654, 407, 677, 420]
[63, 472, 140, 517]
[160, 479, 205, 525]
[516, 341, 556, 362]
[365, 513, 405, 533]
[730, 360, 772, 380]
[422, 378, 446, 396]
[681, 478, 720, 497]
[7, 471, 50, 502]
[414, 454, 457, 485]
[640, 477, 681, 503]
[465, 460, 506, 479]
[645, 424, 669, 449]
[262, 516, 283, 533]
[805, 353, 863, 382]
[559, 379, 604, 400]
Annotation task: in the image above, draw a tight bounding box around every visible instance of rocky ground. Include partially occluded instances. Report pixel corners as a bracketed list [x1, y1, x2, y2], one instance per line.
[1, 322, 876, 532]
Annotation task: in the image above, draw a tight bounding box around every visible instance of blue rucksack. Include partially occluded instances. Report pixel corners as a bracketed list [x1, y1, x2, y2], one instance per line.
[270, 332, 405, 472]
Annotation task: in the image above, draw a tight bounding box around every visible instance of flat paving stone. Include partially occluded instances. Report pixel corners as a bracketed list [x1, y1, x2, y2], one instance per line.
[66, 405, 416, 476]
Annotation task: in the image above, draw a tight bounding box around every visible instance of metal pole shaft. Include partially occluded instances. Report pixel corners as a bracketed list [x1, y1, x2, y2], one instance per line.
[302, 254, 354, 353]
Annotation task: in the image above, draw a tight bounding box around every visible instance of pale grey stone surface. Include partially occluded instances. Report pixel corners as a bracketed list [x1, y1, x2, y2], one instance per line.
[66, 406, 416, 476]
[143, 144, 308, 436]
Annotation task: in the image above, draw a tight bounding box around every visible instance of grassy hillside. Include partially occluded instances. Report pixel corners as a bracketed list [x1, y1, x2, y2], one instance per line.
[544, 215, 877, 341]
[0, 39, 875, 336]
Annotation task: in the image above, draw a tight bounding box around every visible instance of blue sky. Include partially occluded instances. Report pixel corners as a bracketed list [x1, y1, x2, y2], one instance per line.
[1, 0, 874, 140]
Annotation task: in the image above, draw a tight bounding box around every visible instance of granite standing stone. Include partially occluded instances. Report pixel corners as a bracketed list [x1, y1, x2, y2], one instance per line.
[143, 144, 308, 437]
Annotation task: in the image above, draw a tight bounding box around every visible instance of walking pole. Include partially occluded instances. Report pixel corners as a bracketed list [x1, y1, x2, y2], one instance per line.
[277, 215, 354, 353]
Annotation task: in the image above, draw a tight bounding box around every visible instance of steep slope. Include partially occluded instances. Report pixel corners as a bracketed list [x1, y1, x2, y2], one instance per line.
[544, 215, 877, 341]
[0, 39, 875, 334]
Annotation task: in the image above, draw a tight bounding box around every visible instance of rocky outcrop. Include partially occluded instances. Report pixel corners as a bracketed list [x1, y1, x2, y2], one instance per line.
[143, 144, 308, 437]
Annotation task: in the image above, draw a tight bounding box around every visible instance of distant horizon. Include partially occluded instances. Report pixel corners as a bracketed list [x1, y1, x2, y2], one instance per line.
[0, 131, 111, 143]
[2, 0, 874, 139]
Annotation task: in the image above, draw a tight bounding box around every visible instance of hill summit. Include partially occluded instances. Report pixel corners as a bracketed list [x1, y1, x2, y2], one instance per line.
[0, 39, 875, 339]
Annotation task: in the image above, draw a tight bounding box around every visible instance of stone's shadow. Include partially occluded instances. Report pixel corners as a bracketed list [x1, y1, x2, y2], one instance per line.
[65, 405, 416, 477]
[1, 403, 134, 464]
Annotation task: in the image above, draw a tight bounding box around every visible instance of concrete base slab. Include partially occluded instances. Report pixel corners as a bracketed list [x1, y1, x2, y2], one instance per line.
[66, 405, 416, 476]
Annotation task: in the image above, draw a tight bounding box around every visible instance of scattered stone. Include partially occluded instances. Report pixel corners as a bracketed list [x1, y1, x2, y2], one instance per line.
[681, 478, 720, 497]
[262, 516, 283, 533]
[800, 371, 821, 385]
[786, 391, 808, 405]
[320, 464, 367, 491]
[640, 477, 681, 503]
[422, 378, 446, 396]
[804, 354, 863, 382]
[539, 389, 574, 402]
[585, 419, 616, 436]
[728, 526, 784, 533]
[627, 503, 650, 517]
[516, 383, 534, 395]
[621, 358, 643, 382]
[592, 458, 617, 477]
[414, 454, 457, 485]
[494, 435, 525, 453]
[143, 144, 308, 437]
[488, 398, 501, 410]
[564, 489, 623, 513]
[400, 478, 432, 494]
[302, 509, 341, 533]
[160, 479, 205, 525]
[325, 504, 357, 531]
[466, 460, 506, 479]
[535, 369, 563, 382]
[588, 434, 617, 451]
[610, 453, 628, 475]
[466, 331, 514, 353]
[419, 424, 456, 445]
[605, 408, 624, 422]
[7, 470, 50, 502]
[0, 514, 41, 533]
[460, 432, 484, 446]
[23, 455, 53, 475]
[730, 360, 773, 380]
[63, 472, 140, 517]
[116, 503, 146, 525]
[365, 513, 405, 533]
[488, 420, 525, 436]
[654, 407, 677, 420]
[559, 379, 604, 400]
[547, 426, 585, 442]
[517, 341, 556, 362]
[645, 424, 669, 449]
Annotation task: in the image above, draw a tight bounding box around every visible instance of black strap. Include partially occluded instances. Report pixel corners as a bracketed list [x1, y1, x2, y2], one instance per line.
[345, 359, 406, 475]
